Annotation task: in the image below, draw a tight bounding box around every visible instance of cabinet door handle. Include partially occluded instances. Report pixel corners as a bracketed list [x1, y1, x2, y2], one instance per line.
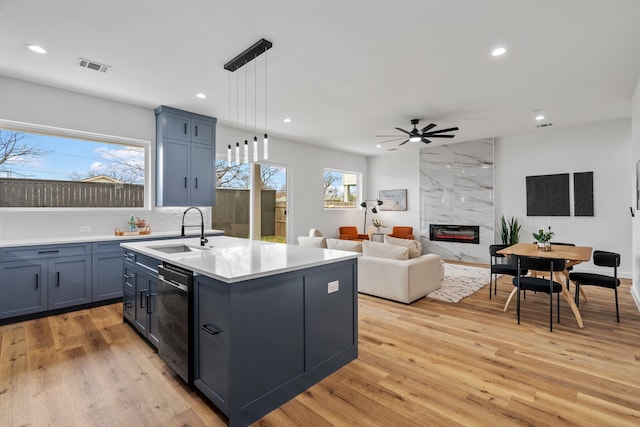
[184, 177, 187, 188]
[56, 271, 60, 287]
[123, 253, 135, 262]
[184, 123, 187, 135]
[35, 273, 39, 290]
[123, 273, 134, 279]
[201, 324, 221, 336]
[140, 290, 147, 308]
[39, 250, 59, 255]
[194, 125, 198, 137]
[146, 293, 156, 314]
[194, 178, 198, 189]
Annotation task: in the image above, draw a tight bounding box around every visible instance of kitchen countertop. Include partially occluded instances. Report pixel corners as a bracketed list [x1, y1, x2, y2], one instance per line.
[0, 229, 224, 248]
[121, 236, 360, 283]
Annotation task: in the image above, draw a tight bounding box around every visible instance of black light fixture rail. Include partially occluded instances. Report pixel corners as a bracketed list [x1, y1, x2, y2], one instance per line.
[224, 38, 273, 72]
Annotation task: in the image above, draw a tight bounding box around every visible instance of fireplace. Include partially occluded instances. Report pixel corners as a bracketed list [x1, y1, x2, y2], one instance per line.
[429, 224, 480, 244]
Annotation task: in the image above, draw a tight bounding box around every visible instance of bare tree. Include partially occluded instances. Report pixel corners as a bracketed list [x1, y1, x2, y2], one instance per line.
[0, 130, 47, 177]
[260, 165, 282, 190]
[216, 160, 249, 189]
[324, 170, 340, 200]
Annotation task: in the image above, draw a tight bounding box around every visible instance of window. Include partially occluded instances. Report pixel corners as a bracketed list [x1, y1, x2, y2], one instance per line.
[0, 126, 146, 208]
[324, 169, 360, 209]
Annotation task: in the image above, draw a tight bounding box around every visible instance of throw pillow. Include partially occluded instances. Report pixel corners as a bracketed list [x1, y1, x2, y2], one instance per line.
[362, 240, 409, 260]
[308, 228, 324, 237]
[326, 238, 363, 253]
[298, 236, 327, 248]
[384, 235, 422, 258]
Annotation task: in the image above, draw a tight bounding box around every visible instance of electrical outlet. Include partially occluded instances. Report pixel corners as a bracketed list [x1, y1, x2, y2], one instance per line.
[79, 226, 91, 233]
[327, 280, 339, 294]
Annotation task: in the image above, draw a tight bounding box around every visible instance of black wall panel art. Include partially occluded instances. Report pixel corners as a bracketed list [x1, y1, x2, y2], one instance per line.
[526, 173, 570, 216]
[573, 171, 594, 216]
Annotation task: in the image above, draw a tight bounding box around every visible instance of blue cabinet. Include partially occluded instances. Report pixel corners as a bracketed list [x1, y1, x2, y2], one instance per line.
[0, 260, 47, 319]
[193, 259, 358, 426]
[155, 106, 217, 207]
[92, 241, 126, 302]
[123, 250, 161, 347]
[0, 243, 91, 320]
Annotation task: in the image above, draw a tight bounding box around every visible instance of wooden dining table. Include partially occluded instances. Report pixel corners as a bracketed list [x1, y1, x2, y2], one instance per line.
[497, 242, 593, 328]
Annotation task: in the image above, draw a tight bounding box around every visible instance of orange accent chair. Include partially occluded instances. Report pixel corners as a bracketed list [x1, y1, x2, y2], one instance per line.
[339, 226, 369, 241]
[388, 226, 414, 240]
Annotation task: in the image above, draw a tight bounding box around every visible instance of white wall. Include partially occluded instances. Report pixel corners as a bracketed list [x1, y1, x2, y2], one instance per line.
[366, 148, 421, 235]
[631, 76, 640, 305]
[0, 75, 367, 242]
[495, 118, 632, 277]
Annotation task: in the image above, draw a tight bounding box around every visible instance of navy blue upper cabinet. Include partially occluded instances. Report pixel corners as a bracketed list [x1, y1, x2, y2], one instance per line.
[155, 106, 217, 206]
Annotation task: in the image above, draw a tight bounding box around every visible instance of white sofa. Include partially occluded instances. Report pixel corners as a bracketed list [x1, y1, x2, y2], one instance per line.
[357, 239, 442, 304]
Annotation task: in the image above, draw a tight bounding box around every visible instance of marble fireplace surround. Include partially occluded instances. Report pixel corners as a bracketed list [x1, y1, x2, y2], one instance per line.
[419, 139, 494, 263]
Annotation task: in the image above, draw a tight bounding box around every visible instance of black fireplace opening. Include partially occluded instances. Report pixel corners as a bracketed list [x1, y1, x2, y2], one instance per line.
[430, 224, 480, 244]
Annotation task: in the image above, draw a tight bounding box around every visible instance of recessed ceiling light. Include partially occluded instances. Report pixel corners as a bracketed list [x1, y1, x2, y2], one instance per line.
[27, 44, 46, 54]
[283, 118, 291, 123]
[535, 114, 545, 121]
[376, 144, 382, 148]
[491, 47, 506, 57]
[196, 93, 207, 99]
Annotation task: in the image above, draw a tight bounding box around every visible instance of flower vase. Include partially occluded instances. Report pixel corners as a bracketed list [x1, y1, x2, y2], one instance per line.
[376, 227, 381, 233]
[537, 241, 551, 251]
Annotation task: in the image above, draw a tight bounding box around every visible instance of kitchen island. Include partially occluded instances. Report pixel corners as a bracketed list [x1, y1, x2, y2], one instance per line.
[120, 236, 359, 427]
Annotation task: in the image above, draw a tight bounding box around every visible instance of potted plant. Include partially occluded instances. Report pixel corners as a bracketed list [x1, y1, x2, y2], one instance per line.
[532, 229, 554, 251]
[372, 218, 385, 232]
[499, 215, 521, 245]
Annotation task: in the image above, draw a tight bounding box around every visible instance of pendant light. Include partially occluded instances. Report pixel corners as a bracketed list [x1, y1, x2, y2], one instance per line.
[227, 144, 232, 165]
[224, 39, 272, 162]
[235, 142, 240, 165]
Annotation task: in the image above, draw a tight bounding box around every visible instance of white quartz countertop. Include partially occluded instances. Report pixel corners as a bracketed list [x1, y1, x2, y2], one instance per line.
[120, 236, 360, 283]
[0, 229, 224, 248]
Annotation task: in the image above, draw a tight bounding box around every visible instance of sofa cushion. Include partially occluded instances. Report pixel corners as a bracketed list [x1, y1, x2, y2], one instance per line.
[308, 228, 324, 237]
[384, 235, 422, 258]
[362, 240, 409, 260]
[298, 236, 327, 248]
[326, 238, 362, 252]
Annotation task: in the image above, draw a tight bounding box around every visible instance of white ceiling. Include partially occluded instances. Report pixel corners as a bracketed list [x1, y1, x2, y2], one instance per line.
[2, 0, 640, 156]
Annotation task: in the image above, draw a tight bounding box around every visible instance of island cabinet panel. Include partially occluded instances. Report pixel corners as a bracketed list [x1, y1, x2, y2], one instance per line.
[304, 263, 357, 369]
[92, 241, 126, 301]
[123, 250, 161, 347]
[193, 258, 358, 427]
[194, 277, 230, 414]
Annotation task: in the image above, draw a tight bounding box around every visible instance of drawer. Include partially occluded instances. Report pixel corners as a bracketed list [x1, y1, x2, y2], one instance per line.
[92, 241, 124, 254]
[1, 243, 91, 261]
[122, 250, 160, 273]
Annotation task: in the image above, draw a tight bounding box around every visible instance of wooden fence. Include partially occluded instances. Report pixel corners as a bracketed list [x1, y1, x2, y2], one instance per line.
[0, 178, 144, 208]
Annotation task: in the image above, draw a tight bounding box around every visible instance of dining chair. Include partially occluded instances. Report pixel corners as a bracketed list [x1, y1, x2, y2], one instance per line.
[489, 244, 527, 300]
[513, 256, 566, 332]
[569, 250, 621, 322]
[550, 242, 575, 288]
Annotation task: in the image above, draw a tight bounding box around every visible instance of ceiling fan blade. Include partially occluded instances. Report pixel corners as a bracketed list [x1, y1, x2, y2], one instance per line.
[394, 127, 411, 135]
[427, 134, 456, 138]
[398, 139, 410, 146]
[378, 137, 405, 144]
[421, 138, 432, 144]
[424, 127, 459, 135]
[420, 123, 437, 133]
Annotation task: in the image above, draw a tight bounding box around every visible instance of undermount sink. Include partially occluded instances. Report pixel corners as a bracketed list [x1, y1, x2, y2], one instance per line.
[150, 244, 209, 254]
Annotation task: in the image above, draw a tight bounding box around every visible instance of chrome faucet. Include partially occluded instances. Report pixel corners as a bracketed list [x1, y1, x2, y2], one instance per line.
[181, 207, 208, 246]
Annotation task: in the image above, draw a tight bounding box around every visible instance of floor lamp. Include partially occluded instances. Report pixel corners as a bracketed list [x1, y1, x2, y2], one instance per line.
[360, 199, 383, 232]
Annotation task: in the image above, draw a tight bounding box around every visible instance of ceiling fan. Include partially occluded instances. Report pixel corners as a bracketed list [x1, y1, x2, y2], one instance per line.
[376, 118, 459, 148]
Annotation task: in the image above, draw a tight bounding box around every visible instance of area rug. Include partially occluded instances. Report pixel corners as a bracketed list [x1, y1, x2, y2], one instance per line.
[427, 263, 490, 303]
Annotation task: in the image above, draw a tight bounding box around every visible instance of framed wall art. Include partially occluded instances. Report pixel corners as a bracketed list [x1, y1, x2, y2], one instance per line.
[379, 189, 407, 211]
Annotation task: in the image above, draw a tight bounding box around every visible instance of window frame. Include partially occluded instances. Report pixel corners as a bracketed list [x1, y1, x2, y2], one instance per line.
[0, 119, 151, 211]
[323, 167, 361, 210]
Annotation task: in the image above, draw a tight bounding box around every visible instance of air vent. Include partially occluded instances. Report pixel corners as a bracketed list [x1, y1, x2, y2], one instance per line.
[77, 57, 110, 73]
[536, 123, 553, 128]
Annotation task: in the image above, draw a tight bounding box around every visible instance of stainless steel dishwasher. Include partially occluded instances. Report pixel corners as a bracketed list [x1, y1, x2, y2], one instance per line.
[157, 262, 193, 384]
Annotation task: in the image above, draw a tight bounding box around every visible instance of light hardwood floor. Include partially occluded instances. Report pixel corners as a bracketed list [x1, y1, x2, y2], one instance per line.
[1, 268, 639, 426]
